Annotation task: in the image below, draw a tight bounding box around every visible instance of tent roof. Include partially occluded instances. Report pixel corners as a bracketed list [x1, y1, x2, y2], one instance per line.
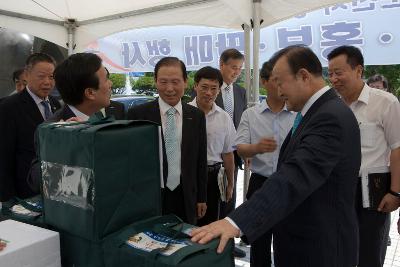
[0, 0, 348, 51]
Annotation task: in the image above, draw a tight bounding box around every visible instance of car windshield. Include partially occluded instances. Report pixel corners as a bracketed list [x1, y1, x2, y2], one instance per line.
[111, 95, 155, 112]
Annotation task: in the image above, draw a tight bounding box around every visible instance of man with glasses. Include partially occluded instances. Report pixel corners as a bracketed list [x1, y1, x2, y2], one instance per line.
[0, 53, 61, 202]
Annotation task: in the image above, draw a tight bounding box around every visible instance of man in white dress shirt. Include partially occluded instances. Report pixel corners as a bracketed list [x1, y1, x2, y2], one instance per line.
[328, 45, 400, 267]
[189, 66, 236, 226]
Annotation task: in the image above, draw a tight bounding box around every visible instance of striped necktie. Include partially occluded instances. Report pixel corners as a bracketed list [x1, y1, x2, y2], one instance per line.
[292, 112, 303, 136]
[165, 107, 180, 190]
[224, 85, 234, 120]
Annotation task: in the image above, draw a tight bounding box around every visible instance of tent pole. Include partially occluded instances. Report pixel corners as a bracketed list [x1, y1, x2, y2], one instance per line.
[242, 23, 251, 202]
[64, 19, 77, 55]
[252, 0, 261, 107]
[241, 0, 262, 202]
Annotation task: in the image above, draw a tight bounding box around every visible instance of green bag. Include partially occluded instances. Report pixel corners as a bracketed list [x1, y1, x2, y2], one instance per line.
[58, 229, 104, 267]
[38, 119, 162, 241]
[103, 214, 234, 267]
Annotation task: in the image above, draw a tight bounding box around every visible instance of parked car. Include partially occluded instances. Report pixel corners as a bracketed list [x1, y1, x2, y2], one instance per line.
[111, 95, 155, 112]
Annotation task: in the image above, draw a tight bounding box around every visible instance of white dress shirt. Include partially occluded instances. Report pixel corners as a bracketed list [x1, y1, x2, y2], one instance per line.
[347, 83, 400, 174]
[158, 97, 183, 175]
[26, 86, 52, 120]
[188, 98, 236, 165]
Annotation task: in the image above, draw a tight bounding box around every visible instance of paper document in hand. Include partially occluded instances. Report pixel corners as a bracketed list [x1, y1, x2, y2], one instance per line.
[126, 231, 189, 256]
[217, 166, 228, 202]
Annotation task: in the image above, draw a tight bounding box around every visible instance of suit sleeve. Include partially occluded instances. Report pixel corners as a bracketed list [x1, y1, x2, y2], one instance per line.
[196, 111, 208, 203]
[229, 111, 344, 243]
[0, 102, 17, 201]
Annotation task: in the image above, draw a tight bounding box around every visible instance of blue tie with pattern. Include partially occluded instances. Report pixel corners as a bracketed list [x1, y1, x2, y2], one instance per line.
[292, 112, 303, 136]
[165, 107, 180, 190]
[40, 100, 51, 120]
[224, 86, 234, 120]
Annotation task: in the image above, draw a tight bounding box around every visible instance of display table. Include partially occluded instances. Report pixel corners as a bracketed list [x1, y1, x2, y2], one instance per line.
[0, 219, 61, 267]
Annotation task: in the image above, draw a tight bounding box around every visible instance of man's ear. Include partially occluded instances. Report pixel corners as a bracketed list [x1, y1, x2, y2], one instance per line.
[297, 68, 310, 82]
[193, 83, 199, 93]
[356, 65, 364, 79]
[84, 87, 96, 100]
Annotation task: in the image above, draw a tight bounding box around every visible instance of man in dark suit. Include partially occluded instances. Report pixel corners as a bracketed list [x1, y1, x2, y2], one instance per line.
[127, 57, 207, 225]
[0, 53, 61, 202]
[192, 45, 361, 267]
[27, 52, 119, 193]
[216, 48, 247, 223]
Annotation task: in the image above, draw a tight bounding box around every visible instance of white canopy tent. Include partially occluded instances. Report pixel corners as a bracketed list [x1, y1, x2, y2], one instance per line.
[0, 0, 348, 197]
[0, 0, 348, 52]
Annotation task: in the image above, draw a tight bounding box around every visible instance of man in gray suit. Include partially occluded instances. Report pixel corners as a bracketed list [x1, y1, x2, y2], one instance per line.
[216, 48, 247, 218]
[216, 48, 247, 258]
[192, 45, 361, 267]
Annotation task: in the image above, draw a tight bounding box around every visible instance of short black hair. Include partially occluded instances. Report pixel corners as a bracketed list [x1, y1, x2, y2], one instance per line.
[220, 48, 244, 64]
[367, 74, 388, 89]
[260, 61, 273, 81]
[327, 45, 364, 70]
[269, 45, 322, 76]
[54, 53, 102, 106]
[12, 69, 25, 83]
[194, 66, 223, 87]
[25, 53, 56, 70]
[154, 57, 187, 81]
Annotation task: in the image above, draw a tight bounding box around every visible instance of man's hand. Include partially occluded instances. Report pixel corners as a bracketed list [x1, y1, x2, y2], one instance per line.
[66, 117, 85, 122]
[378, 193, 400, 212]
[191, 219, 240, 253]
[256, 137, 277, 154]
[197, 203, 207, 219]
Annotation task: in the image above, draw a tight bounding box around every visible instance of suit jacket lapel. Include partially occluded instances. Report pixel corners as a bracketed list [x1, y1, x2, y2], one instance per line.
[215, 92, 224, 110]
[278, 89, 338, 163]
[48, 96, 60, 114]
[149, 100, 162, 124]
[181, 103, 191, 171]
[21, 89, 44, 124]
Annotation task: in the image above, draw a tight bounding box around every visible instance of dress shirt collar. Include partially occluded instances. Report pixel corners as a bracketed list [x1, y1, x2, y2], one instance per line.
[222, 82, 232, 90]
[26, 86, 50, 104]
[67, 105, 90, 121]
[257, 98, 291, 114]
[189, 97, 220, 116]
[300, 85, 330, 116]
[158, 97, 182, 116]
[356, 83, 371, 105]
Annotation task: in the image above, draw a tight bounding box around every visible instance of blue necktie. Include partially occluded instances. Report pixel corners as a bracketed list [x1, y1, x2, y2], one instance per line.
[224, 86, 234, 120]
[40, 100, 51, 120]
[165, 107, 180, 190]
[292, 112, 303, 136]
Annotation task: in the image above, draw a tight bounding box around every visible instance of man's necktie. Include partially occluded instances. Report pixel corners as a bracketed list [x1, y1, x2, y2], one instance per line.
[224, 86, 234, 120]
[292, 112, 303, 136]
[40, 100, 51, 120]
[165, 107, 180, 191]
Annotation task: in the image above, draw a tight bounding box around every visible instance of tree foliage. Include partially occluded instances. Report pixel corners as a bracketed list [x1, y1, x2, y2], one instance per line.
[364, 65, 400, 96]
[133, 76, 154, 90]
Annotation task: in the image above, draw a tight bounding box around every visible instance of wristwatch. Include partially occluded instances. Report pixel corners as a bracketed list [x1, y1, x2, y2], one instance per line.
[388, 189, 400, 198]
